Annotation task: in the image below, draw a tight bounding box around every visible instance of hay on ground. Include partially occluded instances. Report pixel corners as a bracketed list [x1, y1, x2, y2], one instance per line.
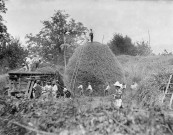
[64, 42, 125, 96]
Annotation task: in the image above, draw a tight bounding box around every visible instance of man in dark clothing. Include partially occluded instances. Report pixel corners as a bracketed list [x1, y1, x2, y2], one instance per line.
[89, 29, 93, 42]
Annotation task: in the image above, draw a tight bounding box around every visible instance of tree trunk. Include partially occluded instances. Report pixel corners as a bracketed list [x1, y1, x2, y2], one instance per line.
[64, 46, 66, 69]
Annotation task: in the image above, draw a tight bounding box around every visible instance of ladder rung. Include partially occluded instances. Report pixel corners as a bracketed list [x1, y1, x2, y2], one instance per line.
[165, 93, 173, 95]
[162, 83, 173, 84]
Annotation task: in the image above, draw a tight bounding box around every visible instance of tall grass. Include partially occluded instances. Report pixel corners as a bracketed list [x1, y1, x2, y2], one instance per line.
[120, 54, 173, 108]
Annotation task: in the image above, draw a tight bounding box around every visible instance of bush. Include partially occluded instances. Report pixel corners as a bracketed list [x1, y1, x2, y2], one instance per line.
[64, 42, 125, 96]
[108, 34, 137, 56]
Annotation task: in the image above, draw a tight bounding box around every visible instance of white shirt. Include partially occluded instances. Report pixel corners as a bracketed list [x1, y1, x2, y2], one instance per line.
[26, 57, 32, 65]
[33, 83, 37, 89]
[52, 85, 58, 92]
[105, 85, 110, 90]
[33, 57, 40, 63]
[78, 85, 83, 89]
[130, 82, 138, 90]
[44, 84, 52, 92]
[87, 84, 92, 90]
[63, 88, 68, 92]
[115, 99, 122, 108]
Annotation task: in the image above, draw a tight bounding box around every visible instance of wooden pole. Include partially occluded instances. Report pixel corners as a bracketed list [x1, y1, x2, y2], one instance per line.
[28, 80, 35, 99]
[8, 80, 12, 96]
[162, 75, 172, 103]
[102, 35, 104, 44]
[148, 30, 150, 46]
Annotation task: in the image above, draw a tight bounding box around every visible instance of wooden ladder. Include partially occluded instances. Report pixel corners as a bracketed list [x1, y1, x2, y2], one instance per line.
[162, 75, 173, 109]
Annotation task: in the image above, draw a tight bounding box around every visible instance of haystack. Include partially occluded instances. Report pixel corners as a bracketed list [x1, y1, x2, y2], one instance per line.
[64, 42, 125, 96]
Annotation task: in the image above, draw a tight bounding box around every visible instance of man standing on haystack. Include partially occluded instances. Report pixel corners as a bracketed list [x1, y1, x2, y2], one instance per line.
[89, 29, 94, 42]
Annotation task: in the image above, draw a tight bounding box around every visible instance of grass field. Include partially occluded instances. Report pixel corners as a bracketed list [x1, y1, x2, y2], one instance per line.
[1, 54, 173, 135]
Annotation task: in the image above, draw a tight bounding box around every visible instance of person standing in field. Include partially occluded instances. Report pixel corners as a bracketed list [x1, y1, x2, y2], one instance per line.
[42, 81, 52, 100]
[104, 82, 110, 96]
[63, 86, 68, 98]
[21, 63, 27, 71]
[113, 81, 123, 109]
[52, 81, 58, 99]
[26, 56, 33, 71]
[87, 82, 93, 97]
[63, 86, 71, 98]
[33, 80, 42, 99]
[78, 84, 84, 96]
[89, 29, 94, 42]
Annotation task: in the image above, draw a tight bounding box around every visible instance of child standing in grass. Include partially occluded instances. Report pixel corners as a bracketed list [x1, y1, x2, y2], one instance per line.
[42, 81, 52, 100]
[78, 84, 84, 96]
[87, 82, 93, 97]
[104, 82, 110, 96]
[113, 81, 123, 109]
[52, 81, 58, 99]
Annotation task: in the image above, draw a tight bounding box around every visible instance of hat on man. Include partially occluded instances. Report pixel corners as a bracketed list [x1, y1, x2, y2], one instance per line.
[113, 81, 123, 88]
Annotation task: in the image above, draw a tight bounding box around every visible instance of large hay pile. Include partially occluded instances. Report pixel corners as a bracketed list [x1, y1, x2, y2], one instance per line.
[64, 42, 125, 96]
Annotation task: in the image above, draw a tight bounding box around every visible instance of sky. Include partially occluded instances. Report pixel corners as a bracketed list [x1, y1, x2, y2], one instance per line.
[4, 0, 173, 54]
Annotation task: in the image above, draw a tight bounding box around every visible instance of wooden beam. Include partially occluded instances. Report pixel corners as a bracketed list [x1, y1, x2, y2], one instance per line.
[28, 81, 35, 99]
[18, 77, 21, 91]
[8, 80, 12, 96]
[25, 80, 31, 98]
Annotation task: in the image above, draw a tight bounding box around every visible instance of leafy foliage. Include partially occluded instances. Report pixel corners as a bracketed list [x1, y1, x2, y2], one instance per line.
[108, 34, 137, 56]
[0, 0, 8, 40]
[0, 0, 27, 73]
[26, 10, 87, 65]
[0, 38, 28, 70]
[108, 33, 152, 56]
[1, 96, 173, 135]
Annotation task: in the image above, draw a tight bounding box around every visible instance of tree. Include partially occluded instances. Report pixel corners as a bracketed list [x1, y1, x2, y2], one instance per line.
[0, 0, 27, 73]
[0, 0, 9, 41]
[108, 33, 137, 56]
[1, 38, 28, 70]
[26, 10, 87, 65]
[135, 41, 152, 56]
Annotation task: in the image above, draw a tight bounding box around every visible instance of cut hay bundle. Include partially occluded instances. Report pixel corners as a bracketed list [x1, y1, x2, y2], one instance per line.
[64, 42, 125, 96]
[134, 71, 172, 109]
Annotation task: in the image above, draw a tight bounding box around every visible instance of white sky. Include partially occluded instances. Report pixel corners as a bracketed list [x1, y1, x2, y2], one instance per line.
[4, 0, 173, 54]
